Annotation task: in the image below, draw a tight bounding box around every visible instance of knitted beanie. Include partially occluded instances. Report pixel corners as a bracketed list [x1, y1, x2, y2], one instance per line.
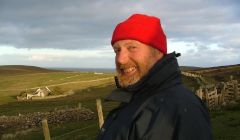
[111, 14, 167, 54]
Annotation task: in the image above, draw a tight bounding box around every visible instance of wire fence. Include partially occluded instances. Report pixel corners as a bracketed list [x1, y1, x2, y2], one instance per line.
[51, 123, 97, 140]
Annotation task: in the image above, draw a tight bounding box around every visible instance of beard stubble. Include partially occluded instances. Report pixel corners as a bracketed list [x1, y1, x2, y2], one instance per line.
[116, 58, 156, 88]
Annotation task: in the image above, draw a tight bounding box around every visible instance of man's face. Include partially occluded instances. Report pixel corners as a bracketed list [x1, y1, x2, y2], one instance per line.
[113, 40, 163, 87]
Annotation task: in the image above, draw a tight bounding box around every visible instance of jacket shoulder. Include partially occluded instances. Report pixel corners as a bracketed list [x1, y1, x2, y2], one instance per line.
[143, 85, 203, 112]
[130, 85, 212, 140]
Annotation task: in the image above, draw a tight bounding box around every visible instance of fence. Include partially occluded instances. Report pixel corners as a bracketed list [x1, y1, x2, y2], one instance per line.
[2, 72, 240, 139]
[38, 99, 104, 140]
[39, 77, 240, 139]
[195, 80, 240, 110]
[0, 102, 96, 140]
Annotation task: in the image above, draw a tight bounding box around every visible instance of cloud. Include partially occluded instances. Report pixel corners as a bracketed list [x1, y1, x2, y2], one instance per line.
[27, 54, 62, 61]
[0, 0, 239, 67]
[0, 45, 115, 68]
[174, 42, 240, 67]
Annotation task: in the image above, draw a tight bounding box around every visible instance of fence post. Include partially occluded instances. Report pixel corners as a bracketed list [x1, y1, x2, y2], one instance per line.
[65, 105, 69, 110]
[77, 102, 82, 109]
[42, 119, 51, 140]
[196, 87, 203, 99]
[233, 80, 239, 99]
[214, 87, 218, 107]
[96, 99, 104, 129]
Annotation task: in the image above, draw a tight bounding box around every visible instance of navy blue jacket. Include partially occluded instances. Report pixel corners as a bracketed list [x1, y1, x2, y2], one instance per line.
[97, 52, 213, 140]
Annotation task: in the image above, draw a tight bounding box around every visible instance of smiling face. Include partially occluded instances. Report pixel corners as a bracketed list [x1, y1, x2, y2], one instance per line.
[113, 39, 164, 88]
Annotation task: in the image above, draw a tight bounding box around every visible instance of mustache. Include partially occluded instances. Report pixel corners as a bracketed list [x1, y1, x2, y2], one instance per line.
[116, 63, 137, 70]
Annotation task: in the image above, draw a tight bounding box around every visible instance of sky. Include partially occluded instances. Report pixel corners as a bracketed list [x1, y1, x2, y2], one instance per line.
[0, 0, 239, 68]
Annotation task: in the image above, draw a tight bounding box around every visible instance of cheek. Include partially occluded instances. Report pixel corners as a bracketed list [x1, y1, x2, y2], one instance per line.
[132, 53, 147, 64]
[136, 55, 155, 71]
[115, 56, 120, 65]
[115, 61, 122, 73]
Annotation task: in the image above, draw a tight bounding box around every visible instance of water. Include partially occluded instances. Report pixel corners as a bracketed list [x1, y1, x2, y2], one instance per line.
[48, 67, 116, 73]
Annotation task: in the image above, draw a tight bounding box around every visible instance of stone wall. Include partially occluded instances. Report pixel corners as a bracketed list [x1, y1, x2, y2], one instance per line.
[181, 71, 208, 86]
[0, 108, 95, 133]
[181, 71, 202, 78]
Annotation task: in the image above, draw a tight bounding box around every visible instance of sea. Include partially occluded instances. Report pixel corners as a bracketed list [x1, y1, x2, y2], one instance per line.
[48, 67, 116, 73]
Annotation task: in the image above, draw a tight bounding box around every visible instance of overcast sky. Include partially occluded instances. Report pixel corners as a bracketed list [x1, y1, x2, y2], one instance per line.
[0, 0, 239, 68]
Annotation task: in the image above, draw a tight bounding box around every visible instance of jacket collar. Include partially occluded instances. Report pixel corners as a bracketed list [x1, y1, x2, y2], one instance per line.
[105, 52, 182, 103]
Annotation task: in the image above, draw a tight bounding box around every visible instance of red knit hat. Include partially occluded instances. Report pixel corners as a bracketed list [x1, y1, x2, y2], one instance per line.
[111, 14, 167, 54]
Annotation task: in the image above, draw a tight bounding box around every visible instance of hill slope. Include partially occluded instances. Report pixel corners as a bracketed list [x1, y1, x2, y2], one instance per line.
[180, 66, 202, 71]
[0, 65, 60, 76]
[187, 64, 240, 82]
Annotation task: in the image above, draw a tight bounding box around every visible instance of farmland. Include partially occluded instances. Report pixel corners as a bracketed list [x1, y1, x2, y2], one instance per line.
[0, 65, 114, 104]
[0, 65, 240, 140]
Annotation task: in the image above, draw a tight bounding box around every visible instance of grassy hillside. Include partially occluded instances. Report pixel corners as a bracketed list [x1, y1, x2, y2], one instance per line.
[0, 66, 114, 104]
[0, 84, 118, 139]
[0, 66, 116, 139]
[187, 64, 240, 82]
[180, 66, 202, 71]
[188, 64, 240, 73]
[0, 65, 240, 139]
[0, 65, 60, 76]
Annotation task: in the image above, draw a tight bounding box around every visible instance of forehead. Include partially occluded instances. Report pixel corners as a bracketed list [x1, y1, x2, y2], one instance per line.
[112, 39, 141, 48]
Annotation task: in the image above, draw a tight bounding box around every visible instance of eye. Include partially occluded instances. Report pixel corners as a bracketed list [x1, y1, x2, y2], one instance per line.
[114, 48, 120, 54]
[129, 46, 137, 51]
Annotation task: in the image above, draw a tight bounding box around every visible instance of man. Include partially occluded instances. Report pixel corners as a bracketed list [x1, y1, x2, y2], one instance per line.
[97, 14, 213, 140]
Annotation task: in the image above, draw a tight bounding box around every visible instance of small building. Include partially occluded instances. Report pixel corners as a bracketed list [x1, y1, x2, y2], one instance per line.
[27, 86, 51, 99]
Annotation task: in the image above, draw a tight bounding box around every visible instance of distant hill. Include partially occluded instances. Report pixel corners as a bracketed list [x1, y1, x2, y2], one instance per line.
[187, 64, 240, 82]
[0, 65, 61, 76]
[180, 66, 202, 71]
[187, 64, 240, 72]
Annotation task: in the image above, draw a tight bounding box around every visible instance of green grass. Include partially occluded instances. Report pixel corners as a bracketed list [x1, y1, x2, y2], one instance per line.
[0, 84, 119, 140]
[2, 120, 99, 140]
[211, 104, 240, 140]
[0, 84, 117, 116]
[0, 72, 113, 90]
[0, 72, 114, 105]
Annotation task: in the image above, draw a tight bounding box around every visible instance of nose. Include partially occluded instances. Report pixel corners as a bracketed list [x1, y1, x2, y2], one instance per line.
[115, 49, 129, 65]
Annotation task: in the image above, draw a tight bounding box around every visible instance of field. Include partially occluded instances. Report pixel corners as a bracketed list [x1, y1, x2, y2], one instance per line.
[211, 105, 240, 140]
[0, 66, 118, 140]
[0, 65, 240, 140]
[0, 66, 113, 104]
[1, 85, 118, 140]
